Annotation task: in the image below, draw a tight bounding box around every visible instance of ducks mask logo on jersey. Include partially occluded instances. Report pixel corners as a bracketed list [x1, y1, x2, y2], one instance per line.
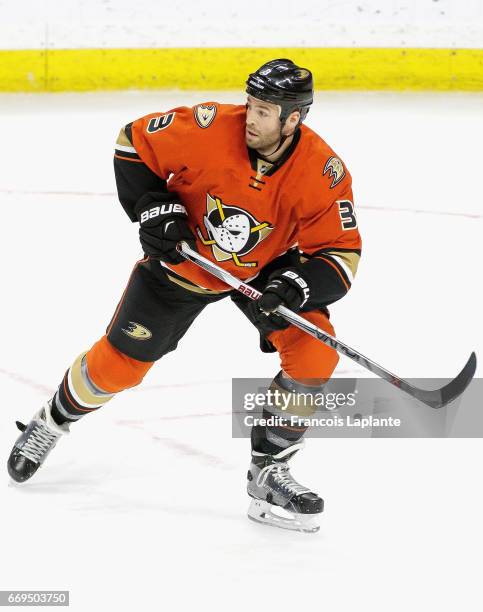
[196, 194, 273, 267]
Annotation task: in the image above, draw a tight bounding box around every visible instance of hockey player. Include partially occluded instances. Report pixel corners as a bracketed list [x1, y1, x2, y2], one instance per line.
[7, 59, 361, 533]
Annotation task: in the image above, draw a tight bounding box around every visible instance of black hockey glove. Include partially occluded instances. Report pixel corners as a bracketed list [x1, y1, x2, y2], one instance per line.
[247, 268, 310, 333]
[134, 192, 196, 264]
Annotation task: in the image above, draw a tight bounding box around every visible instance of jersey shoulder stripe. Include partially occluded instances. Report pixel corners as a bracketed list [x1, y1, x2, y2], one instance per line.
[115, 123, 141, 162]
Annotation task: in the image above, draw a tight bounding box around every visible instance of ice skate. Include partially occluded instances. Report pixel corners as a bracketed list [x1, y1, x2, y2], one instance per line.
[247, 442, 323, 533]
[7, 400, 69, 483]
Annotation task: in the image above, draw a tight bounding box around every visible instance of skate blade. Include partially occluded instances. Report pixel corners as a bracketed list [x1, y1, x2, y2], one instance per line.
[247, 498, 320, 534]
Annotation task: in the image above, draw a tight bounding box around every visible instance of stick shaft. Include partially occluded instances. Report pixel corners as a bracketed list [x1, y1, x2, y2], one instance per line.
[177, 242, 399, 379]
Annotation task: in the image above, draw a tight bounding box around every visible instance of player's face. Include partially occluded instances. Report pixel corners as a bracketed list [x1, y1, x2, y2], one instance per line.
[245, 96, 283, 153]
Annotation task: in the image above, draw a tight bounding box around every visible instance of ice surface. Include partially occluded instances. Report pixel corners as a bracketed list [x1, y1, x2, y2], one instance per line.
[0, 91, 482, 611]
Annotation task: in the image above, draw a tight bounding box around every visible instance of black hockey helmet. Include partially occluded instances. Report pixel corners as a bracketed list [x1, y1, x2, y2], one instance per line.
[246, 58, 314, 125]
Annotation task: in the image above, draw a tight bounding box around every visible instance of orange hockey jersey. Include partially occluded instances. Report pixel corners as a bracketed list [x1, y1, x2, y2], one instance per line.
[114, 102, 361, 300]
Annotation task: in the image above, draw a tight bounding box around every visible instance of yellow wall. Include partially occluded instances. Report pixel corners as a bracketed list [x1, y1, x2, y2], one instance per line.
[1, 47, 483, 92]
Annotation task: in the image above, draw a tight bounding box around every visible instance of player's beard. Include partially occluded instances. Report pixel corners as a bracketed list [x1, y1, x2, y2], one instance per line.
[245, 126, 281, 156]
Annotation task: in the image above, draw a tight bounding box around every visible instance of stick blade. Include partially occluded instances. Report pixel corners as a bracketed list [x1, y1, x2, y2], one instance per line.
[412, 352, 477, 409]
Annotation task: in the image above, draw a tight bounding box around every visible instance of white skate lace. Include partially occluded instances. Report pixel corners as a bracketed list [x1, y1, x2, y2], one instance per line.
[256, 463, 311, 497]
[19, 422, 60, 464]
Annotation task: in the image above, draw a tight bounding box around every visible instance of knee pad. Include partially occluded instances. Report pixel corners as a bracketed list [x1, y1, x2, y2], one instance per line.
[85, 335, 154, 393]
[269, 310, 339, 382]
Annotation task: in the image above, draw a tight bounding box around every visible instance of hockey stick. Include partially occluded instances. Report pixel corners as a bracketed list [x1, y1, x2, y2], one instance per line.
[176, 242, 477, 409]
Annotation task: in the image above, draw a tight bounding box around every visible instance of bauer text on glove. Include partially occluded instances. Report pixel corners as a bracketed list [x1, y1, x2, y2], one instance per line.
[134, 192, 196, 264]
[247, 268, 310, 332]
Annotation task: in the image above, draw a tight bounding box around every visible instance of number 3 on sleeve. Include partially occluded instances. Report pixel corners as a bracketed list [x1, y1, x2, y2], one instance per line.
[337, 200, 357, 230]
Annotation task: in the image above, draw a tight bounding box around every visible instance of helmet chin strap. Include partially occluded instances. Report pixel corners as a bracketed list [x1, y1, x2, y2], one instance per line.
[261, 133, 288, 158]
[259, 114, 289, 158]
[258, 108, 302, 159]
